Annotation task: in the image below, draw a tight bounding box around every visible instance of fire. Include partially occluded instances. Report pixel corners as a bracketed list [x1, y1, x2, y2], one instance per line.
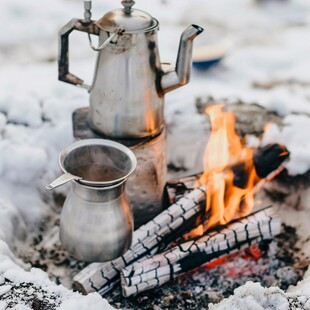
[199, 104, 260, 230]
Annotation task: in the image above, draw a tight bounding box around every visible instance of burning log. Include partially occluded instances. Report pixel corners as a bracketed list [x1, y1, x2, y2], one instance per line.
[73, 187, 207, 295]
[164, 173, 202, 206]
[253, 144, 289, 179]
[120, 206, 281, 297]
[165, 143, 289, 205]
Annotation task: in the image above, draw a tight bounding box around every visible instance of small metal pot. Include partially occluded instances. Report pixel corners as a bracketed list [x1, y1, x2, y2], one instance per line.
[47, 139, 136, 262]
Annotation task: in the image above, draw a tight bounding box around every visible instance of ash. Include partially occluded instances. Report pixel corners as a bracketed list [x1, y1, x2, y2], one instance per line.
[0, 279, 61, 310]
[105, 224, 307, 310]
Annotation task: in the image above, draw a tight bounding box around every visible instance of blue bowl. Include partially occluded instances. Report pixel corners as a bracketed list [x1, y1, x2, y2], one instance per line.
[192, 44, 226, 70]
[193, 57, 224, 70]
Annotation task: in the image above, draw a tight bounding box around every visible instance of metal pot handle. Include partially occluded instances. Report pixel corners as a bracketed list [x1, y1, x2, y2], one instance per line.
[58, 18, 100, 91]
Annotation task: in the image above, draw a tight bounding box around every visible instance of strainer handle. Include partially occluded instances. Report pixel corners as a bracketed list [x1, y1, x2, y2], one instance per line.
[46, 173, 82, 190]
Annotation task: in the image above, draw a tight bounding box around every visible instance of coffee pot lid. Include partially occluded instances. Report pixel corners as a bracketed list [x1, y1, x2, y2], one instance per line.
[96, 0, 158, 33]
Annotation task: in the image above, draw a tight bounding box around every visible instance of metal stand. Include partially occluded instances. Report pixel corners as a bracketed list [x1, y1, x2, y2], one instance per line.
[72, 108, 167, 228]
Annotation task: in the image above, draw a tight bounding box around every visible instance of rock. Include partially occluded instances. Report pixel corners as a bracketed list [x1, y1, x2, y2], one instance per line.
[195, 97, 283, 136]
[203, 291, 223, 304]
[163, 293, 175, 306]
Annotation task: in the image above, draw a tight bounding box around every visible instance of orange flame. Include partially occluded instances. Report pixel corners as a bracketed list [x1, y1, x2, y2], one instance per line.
[199, 104, 260, 230]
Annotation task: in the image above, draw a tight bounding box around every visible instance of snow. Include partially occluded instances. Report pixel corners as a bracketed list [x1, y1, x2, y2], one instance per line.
[0, 0, 310, 308]
[0, 198, 27, 246]
[0, 247, 114, 309]
[0, 302, 7, 310]
[0, 141, 48, 183]
[0, 113, 7, 133]
[57, 293, 114, 310]
[289, 268, 310, 298]
[0, 285, 12, 297]
[11, 306, 31, 310]
[262, 115, 310, 175]
[209, 264, 310, 309]
[209, 282, 290, 310]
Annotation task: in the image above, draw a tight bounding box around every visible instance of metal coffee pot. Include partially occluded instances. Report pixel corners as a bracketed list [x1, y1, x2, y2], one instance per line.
[58, 0, 204, 138]
[47, 139, 137, 262]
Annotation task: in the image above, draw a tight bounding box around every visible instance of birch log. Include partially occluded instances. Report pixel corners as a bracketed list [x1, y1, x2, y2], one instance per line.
[121, 206, 281, 296]
[73, 186, 206, 295]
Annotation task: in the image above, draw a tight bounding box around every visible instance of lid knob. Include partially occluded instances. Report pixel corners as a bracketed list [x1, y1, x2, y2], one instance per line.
[84, 0, 92, 21]
[121, 0, 135, 14]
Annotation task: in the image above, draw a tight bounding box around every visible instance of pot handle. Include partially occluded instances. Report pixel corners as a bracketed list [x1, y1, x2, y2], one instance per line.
[58, 18, 100, 91]
[46, 173, 82, 190]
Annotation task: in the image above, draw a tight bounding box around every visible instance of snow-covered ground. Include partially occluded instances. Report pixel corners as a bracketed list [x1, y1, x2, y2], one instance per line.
[1, 0, 310, 308]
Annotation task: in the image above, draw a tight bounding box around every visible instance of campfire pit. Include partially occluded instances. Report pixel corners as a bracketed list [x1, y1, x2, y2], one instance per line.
[15, 100, 310, 309]
[2, 0, 310, 308]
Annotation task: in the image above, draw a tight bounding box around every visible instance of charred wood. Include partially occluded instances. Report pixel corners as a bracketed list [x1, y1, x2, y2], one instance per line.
[164, 143, 289, 204]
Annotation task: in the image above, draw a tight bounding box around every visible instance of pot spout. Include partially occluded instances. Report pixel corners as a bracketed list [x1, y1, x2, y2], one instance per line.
[161, 24, 204, 94]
